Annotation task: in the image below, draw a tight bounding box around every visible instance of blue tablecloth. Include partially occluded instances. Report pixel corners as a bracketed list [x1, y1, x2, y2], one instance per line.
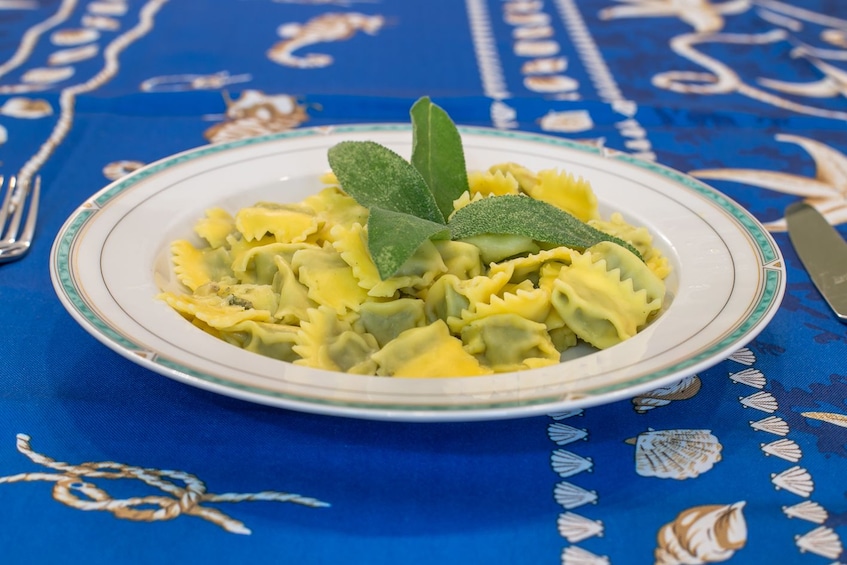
[1, 1, 846, 563]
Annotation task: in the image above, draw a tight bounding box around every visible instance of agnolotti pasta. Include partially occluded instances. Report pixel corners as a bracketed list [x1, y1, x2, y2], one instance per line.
[158, 163, 672, 377]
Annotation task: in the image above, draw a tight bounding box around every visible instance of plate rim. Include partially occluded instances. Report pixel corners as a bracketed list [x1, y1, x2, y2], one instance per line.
[49, 124, 786, 421]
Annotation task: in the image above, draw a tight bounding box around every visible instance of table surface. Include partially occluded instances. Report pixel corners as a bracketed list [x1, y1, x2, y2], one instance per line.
[1, 1, 846, 563]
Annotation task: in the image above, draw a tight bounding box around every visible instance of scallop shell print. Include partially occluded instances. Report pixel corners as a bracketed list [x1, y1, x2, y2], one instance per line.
[728, 347, 756, 366]
[749, 416, 789, 436]
[551, 449, 593, 478]
[729, 368, 765, 389]
[739, 391, 778, 413]
[783, 501, 828, 524]
[557, 512, 603, 543]
[554, 481, 597, 510]
[760, 438, 802, 462]
[655, 502, 747, 565]
[561, 546, 609, 565]
[630, 429, 722, 480]
[771, 466, 814, 497]
[547, 422, 587, 445]
[795, 526, 843, 560]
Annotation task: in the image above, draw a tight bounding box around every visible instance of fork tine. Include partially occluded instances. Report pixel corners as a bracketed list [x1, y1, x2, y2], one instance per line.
[1, 175, 26, 244]
[0, 175, 12, 235]
[16, 176, 39, 245]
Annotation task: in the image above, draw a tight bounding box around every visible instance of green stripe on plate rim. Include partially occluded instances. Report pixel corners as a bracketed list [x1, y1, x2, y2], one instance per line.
[55, 124, 783, 413]
[54, 208, 138, 351]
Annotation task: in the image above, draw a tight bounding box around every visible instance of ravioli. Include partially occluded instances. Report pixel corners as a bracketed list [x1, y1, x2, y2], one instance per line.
[159, 160, 670, 377]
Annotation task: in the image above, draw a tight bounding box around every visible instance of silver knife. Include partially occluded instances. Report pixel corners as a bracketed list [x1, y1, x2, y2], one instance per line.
[785, 202, 847, 323]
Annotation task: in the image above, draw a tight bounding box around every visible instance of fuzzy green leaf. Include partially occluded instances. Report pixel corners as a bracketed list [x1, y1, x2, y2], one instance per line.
[367, 207, 451, 280]
[410, 97, 470, 221]
[448, 195, 642, 258]
[328, 140, 444, 224]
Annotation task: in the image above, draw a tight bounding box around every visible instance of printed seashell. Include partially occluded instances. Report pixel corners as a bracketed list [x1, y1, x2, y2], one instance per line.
[88, 1, 127, 16]
[223, 90, 297, 120]
[503, 1, 543, 14]
[557, 512, 603, 543]
[551, 449, 593, 478]
[524, 75, 578, 94]
[783, 501, 828, 524]
[549, 409, 583, 420]
[729, 367, 766, 389]
[205, 116, 289, 144]
[631, 397, 672, 411]
[513, 25, 553, 40]
[554, 481, 597, 510]
[761, 438, 802, 462]
[631, 429, 722, 480]
[561, 546, 610, 565]
[795, 526, 843, 559]
[82, 15, 120, 31]
[48, 44, 99, 66]
[505, 12, 550, 26]
[0, 97, 52, 118]
[103, 160, 144, 181]
[547, 422, 587, 445]
[204, 90, 308, 143]
[0, 125, 6, 145]
[51, 28, 100, 46]
[521, 56, 566, 74]
[655, 502, 747, 565]
[739, 391, 778, 413]
[21, 66, 74, 84]
[771, 466, 814, 497]
[802, 411, 847, 429]
[631, 375, 701, 414]
[539, 109, 593, 134]
[514, 40, 559, 57]
[750, 416, 789, 436]
[822, 28, 847, 48]
[728, 347, 756, 366]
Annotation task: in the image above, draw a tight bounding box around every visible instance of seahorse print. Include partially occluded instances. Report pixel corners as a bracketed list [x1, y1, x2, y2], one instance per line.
[267, 12, 385, 68]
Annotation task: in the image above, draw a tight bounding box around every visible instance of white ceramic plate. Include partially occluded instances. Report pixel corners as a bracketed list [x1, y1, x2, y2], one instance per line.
[50, 125, 785, 421]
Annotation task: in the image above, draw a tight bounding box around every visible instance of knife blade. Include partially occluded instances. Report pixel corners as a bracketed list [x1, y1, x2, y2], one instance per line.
[785, 202, 847, 323]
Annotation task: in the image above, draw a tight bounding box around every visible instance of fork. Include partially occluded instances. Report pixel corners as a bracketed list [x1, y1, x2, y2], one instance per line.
[0, 175, 40, 264]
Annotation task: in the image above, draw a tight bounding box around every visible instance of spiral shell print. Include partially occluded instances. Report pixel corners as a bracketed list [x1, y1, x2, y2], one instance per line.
[655, 502, 747, 565]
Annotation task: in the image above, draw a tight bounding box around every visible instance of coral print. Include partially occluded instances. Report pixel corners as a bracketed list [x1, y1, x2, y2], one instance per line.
[599, 0, 749, 33]
[692, 135, 847, 229]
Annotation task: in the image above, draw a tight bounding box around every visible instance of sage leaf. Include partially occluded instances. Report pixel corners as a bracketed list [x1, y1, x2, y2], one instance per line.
[448, 195, 642, 259]
[366, 207, 451, 280]
[410, 97, 469, 221]
[328, 140, 444, 224]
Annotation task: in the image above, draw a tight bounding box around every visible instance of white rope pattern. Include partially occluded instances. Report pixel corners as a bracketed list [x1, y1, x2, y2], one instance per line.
[0, 434, 329, 535]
